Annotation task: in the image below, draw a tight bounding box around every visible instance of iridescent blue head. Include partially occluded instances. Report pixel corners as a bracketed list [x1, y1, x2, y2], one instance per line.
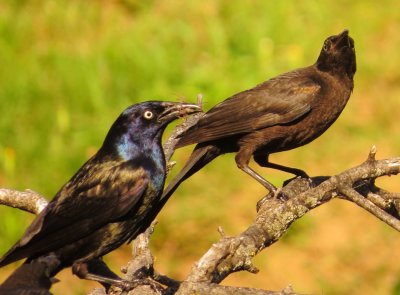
[100, 101, 201, 161]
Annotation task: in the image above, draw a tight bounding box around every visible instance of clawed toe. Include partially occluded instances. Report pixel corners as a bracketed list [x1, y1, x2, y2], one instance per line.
[305, 177, 315, 187]
[275, 189, 289, 201]
[256, 188, 289, 211]
[256, 192, 274, 211]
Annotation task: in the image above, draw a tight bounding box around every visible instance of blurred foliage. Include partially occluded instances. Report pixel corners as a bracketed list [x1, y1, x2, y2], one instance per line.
[0, 1, 400, 294]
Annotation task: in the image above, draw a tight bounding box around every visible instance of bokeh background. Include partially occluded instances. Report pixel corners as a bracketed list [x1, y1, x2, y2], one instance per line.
[1, 1, 400, 294]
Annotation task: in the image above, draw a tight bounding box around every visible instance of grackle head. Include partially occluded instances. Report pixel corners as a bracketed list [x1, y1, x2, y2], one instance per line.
[101, 101, 201, 158]
[316, 29, 356, 78]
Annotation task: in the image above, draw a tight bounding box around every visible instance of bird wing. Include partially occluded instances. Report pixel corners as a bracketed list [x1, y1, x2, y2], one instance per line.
[177, 73, 321, 146]
[0, 161, 149, 266]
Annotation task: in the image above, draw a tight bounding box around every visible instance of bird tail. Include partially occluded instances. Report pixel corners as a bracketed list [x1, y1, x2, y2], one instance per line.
[161, 143, 221, 205]
[0, 256, 60, 295]
[0, 244, 29, 269]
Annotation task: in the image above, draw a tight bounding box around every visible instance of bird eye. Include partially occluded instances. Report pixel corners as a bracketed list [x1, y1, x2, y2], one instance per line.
[323, 41, 330, 51]
[143, 110, 154, 120]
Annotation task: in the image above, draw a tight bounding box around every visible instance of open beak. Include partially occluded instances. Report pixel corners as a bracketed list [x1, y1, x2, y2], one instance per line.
[334, 29, 352, 49]
[158, 102, 202, 123]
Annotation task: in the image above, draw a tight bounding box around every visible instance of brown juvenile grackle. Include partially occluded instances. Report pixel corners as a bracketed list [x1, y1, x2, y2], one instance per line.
[162, 30, 356, 202]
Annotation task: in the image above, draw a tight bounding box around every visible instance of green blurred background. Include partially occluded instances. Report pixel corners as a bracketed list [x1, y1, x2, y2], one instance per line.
[1, 1, 400, 294]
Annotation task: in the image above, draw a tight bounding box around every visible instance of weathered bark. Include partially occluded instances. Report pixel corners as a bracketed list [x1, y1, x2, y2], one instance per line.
[0, 188, 48, 214]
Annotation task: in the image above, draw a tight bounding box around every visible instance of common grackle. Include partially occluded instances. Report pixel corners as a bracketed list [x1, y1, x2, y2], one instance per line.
[162, 30, 356, 202]
[0, 101, 201, 291]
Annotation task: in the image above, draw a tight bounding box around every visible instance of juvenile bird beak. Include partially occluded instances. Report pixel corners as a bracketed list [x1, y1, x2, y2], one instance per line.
[158, 102, 202, 123]
[334, 29, 351, 49]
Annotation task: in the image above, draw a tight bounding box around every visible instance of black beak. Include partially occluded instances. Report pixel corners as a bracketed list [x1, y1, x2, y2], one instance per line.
[334, 29, 351, 49]
[158, 102, 202, 123]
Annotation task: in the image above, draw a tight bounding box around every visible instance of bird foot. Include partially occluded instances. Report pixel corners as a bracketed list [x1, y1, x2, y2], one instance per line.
[72, 261, 164, 292]
[275, 188, 290, 201]
[256, 193, 271, 212]
[303, 177, 315, 190]
[255, 189, 276, 211]
[256, 187, 291, 211]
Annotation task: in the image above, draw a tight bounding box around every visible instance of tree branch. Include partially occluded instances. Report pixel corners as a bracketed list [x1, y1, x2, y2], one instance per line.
[1, 103, 399, 295]
[181, 150, 400, 285]
[0, 188, 48, 214]
[340, 187, 400, 230]
[175, 282, 297, 295]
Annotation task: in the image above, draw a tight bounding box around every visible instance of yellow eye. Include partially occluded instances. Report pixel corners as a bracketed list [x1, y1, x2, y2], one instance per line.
[143, 110, 154, 120]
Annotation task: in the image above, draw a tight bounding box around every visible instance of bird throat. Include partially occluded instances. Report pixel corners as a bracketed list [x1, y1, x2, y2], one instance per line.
[116, 132, 166, 189]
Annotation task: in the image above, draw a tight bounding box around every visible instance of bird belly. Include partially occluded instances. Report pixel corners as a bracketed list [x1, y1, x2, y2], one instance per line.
[54, 190, 161, 265]
[53, 218, 144, 266]
[249, 99, 349, 155]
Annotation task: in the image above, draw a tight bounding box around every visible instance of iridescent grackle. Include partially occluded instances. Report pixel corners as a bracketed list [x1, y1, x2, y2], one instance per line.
[0, 101, 201, 292]
[162, 30, 356, 202]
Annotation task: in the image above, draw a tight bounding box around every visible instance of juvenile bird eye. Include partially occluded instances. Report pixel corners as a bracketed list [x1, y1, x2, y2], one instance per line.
[323, 41, 330, 51]
[143, 110, 154, 120]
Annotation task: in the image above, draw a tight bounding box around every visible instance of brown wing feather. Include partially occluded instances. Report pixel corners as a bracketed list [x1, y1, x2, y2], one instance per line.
[177, 70, 320, 147]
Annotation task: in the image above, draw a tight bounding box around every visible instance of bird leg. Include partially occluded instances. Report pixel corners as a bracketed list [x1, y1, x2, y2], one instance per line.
[265, 162, 309, 178]
[72, 259, 133, 290]
[235, 152, 277, 193]
[253, 154, 309, 178]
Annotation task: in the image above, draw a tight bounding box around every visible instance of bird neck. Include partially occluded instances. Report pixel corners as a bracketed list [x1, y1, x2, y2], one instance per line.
[316, 56, 356, 82]
[99, 127, 166, 167]
[116, 131, 164, 162]
[94, 132, 166, 198]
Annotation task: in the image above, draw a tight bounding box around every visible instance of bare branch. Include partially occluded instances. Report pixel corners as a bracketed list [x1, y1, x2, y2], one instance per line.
[112, 223, 300, 295]
[0, 188, 48, 214]
[340, 187, 400, 231]
[175, 282, 298, 295]
[123, 222, 157, 282]
[183, 153, 400, 284]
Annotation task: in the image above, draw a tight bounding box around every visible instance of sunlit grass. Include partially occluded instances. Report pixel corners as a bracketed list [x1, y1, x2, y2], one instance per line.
[1, 1, 400, 294]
